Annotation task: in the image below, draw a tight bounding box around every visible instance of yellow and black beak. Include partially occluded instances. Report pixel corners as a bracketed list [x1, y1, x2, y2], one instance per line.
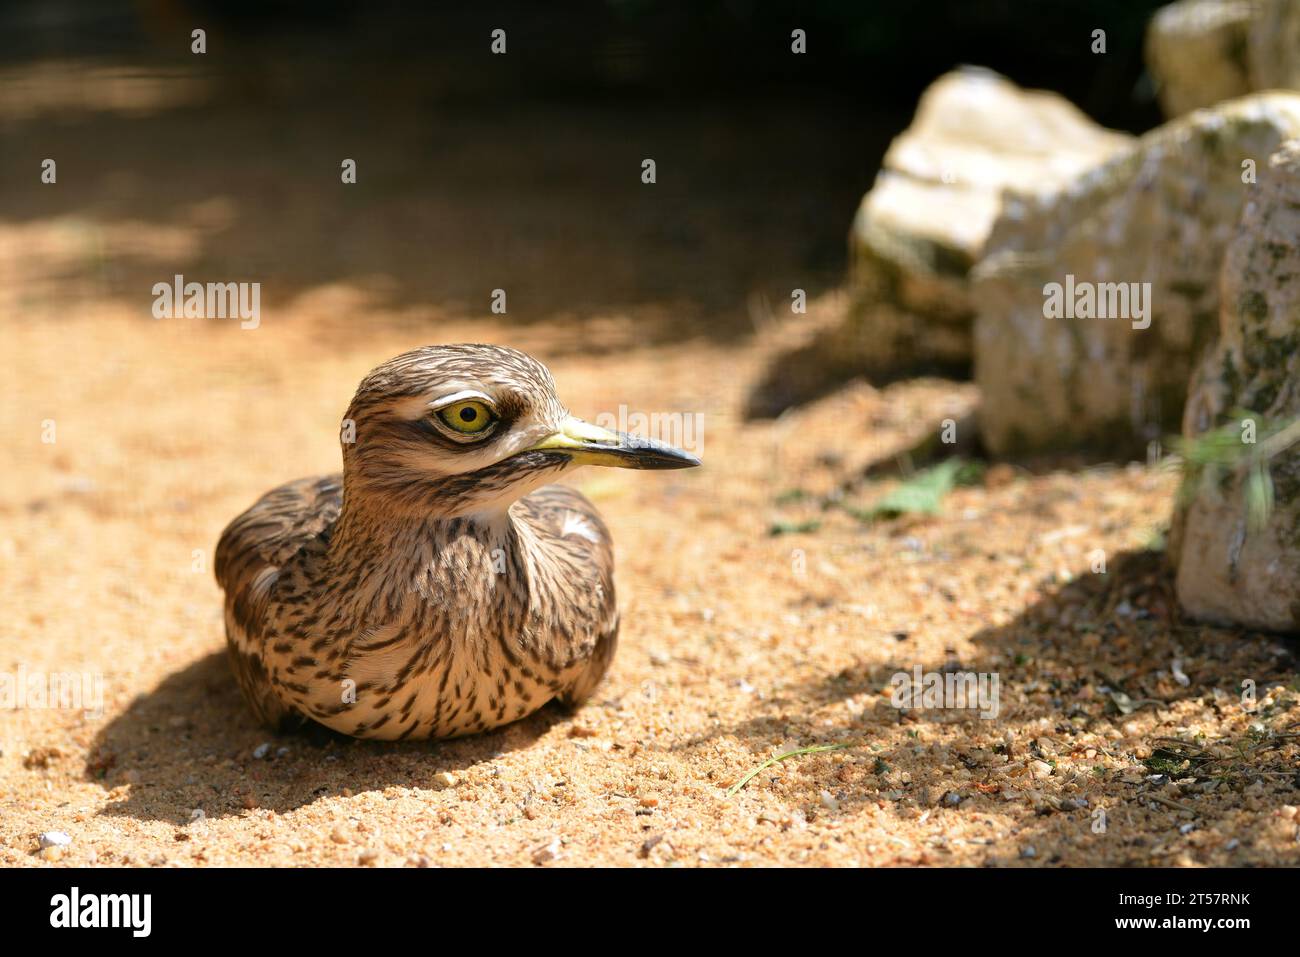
[525, 416, 700, 470]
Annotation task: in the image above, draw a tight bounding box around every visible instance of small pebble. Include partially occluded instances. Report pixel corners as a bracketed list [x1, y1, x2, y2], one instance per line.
[357, 849, 379, 866]
[38, 831, 72, 849]
[24, 747, 63, 770]
[432, 771, 456, 789]
[532, 838, 561, 864]
[819, 789, 840, 812]
[943, 791, 962, 806]
[1020, 845, 1036, 859]
[330, 826, 350, 844]
[252, 743, 271, 760]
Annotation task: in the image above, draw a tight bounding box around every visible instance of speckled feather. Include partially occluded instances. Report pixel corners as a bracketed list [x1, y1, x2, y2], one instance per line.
[214, 346, 620, 740]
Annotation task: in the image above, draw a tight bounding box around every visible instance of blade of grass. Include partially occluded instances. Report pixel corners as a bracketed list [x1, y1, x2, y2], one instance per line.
[725, 742, 856, 797]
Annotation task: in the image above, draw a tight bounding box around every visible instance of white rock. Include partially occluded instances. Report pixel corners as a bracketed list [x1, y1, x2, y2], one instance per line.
[975, 94, 1300, 456]
[847, 67, 1130, 371]
[1148, 0, 1300, 118]
[1146, 0, 1257, 117]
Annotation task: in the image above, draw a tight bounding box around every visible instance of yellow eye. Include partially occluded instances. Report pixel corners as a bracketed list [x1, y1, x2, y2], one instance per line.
[437, 400, 495, 435]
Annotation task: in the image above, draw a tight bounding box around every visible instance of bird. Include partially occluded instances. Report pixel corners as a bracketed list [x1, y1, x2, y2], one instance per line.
[214, 344, 699, 740]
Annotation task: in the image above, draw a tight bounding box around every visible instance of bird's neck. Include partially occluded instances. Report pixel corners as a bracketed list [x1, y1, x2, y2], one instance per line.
[329, 490, 522, 569]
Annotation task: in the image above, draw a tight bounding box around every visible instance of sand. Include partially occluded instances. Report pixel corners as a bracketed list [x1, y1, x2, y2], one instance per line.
[2, 296, 1299, 868]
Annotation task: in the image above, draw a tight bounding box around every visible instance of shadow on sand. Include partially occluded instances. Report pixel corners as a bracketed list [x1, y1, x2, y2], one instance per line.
[675, 549, 1300, 864]
[84, 650, 568, 824]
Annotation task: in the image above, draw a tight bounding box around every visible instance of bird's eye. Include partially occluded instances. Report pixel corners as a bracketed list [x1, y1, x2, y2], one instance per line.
[436, 400, 496, 435]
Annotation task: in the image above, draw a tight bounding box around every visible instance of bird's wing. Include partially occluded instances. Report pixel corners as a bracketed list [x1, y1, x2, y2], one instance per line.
[516, 483, 619, 707]
[214, 474, 342, 729]
[214, 474, 343, 644]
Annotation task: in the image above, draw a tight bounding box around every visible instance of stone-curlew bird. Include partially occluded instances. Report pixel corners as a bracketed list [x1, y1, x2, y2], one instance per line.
[215, 344, 699, 740]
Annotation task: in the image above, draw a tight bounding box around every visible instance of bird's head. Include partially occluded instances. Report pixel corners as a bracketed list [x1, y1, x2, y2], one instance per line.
[340, 344, 700, 517]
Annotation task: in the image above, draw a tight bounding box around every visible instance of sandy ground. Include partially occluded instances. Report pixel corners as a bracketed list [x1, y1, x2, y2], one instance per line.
[4, 299, 1299, 867]
[2, 65, 1299, 868]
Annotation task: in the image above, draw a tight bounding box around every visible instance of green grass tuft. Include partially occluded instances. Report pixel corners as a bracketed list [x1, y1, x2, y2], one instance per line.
[850, 458, 972, 521]
[1171, 410, 1300, 535]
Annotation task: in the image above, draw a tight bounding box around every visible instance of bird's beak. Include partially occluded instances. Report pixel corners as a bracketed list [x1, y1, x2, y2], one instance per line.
[525, 416, 701, 470]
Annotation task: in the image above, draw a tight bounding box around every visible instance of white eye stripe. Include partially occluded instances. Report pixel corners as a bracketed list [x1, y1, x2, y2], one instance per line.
[428, 389, 497, 413]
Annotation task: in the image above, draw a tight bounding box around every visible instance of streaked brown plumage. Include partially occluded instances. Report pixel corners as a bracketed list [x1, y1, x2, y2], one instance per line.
[214, 344, 698, 740]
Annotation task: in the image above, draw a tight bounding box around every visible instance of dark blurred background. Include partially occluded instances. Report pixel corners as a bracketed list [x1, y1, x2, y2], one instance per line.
[1, 0, 1168, 123]
[0, 0, 1169, 346]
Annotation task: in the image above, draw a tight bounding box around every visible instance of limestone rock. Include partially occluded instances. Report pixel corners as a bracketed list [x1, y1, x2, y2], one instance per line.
[1148, 0, 1300, 118]
[846, 67, 1130, 372]
[1248, 0, 1300, 90]
[973, 93, 1300, 457]
[1146, 0, 1258, 117]
[1173, 140, 1300, 631]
